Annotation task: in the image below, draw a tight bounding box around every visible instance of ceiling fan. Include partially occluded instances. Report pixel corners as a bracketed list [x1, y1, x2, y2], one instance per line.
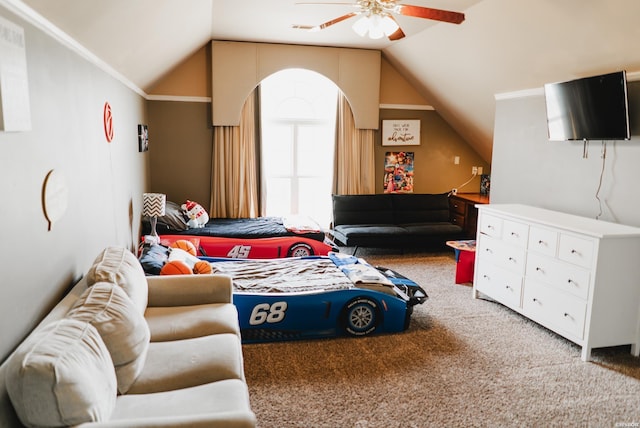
[292, 0, 465, 41]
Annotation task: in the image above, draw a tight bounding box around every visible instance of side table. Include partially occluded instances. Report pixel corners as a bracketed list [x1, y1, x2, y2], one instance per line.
[446, 240, 476, 285]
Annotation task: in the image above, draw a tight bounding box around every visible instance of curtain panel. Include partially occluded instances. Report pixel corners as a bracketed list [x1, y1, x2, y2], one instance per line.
[210, 91, 259, 218]
[333, 93, 376, 195]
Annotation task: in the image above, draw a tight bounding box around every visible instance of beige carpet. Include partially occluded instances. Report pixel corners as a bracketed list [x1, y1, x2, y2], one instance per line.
[242, 249, 640, 427]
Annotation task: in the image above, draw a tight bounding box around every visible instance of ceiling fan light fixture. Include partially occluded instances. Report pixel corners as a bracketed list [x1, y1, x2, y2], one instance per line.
[368, 14, 385, 39]
[352, 15, 370, 37]
[380, 15, 399, 36]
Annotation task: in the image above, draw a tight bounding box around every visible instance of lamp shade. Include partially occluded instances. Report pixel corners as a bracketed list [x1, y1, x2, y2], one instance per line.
[142, 193, 166, 217]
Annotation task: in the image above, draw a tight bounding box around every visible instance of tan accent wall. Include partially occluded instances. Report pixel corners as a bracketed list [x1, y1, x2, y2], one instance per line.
[379, 57, 430, 106]
[376, 109, 489, 194]
[146, 44, 211, 98]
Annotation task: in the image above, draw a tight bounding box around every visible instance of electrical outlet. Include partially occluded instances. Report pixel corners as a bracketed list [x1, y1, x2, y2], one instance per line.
[477, 166, 483, 175]
[472, 166, 478, 175]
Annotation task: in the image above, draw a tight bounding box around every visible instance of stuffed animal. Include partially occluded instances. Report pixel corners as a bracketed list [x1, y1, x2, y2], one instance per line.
[181, 200, 209, 228]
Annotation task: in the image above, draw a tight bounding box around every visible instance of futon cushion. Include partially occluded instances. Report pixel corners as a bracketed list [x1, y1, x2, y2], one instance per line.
[86, 246, 148, 313]
[67, 282, 150, 394]
[145, 303, 240, 342]
[127, 333, 245, 394]
[332, 195, 394, 226]
[5, 319, 116, 427]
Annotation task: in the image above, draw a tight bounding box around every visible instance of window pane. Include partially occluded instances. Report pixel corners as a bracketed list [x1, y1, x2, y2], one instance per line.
[299, 178, 332, 224]
[298, 125, 335, 177]
[262, 125, 293, 176]
[265, 178, 291, 216]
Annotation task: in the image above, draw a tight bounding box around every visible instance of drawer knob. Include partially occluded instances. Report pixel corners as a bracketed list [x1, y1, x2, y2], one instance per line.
[511, 232, 518, 236]
[505, 285, 511, 290]
[488, 225, 494, 229]
[571, 249, 579, 255]
[532, 298, 538, 303]
[567, 279, 575, 285]
[508, 257, 514, 262]
[538, 240, 545, 245]
[535, 267, 543, 272]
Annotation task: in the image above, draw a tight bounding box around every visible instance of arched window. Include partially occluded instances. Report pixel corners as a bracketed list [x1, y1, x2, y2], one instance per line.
[260, 68, 338, 228]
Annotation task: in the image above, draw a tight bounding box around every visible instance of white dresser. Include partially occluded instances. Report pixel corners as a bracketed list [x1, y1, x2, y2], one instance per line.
[473, 204, 640, 361]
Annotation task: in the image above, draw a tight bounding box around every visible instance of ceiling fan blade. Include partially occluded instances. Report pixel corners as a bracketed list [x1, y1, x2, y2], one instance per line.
[394, 4, 465, 24]
[387, 16, 405, 41]
[293, 12, 358, 31]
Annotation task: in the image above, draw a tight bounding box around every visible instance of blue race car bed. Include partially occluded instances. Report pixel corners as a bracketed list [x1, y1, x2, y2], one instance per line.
[202, 252, 427, 343]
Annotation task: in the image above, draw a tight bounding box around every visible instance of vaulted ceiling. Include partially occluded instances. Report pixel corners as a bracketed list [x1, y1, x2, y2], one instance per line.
[16, 0, 640, 162]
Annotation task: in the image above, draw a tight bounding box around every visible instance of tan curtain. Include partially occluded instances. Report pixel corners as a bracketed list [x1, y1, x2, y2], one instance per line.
[333, 92, 376, 195]
[210, 91, 259, 218]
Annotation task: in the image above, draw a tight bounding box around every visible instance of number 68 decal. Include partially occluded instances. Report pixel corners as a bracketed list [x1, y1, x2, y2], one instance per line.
[249, 301, 288, 325]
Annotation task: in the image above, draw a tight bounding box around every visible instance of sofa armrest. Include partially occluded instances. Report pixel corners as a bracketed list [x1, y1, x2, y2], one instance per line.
[146, 274, 233, 307]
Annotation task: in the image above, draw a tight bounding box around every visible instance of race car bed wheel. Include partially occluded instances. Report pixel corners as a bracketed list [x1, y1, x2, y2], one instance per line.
[341, 297, 380, 336]
[287, 242, 313, 257]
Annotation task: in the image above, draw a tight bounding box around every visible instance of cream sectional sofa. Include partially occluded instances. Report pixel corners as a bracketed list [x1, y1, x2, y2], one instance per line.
[0, 246, 256, 427]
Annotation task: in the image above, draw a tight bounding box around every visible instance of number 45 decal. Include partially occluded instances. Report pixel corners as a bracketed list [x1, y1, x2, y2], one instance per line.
[227, 245, 251, 258]
[249, 302, 288, 325]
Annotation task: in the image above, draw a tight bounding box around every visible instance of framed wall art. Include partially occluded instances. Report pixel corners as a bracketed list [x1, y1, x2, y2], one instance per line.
[381, 120, 420, 146]
[383, 151, 414, 193]
[138, 124, 149, 152]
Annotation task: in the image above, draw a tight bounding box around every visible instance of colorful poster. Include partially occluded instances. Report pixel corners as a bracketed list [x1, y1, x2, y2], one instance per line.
[384, 152, 414, 193]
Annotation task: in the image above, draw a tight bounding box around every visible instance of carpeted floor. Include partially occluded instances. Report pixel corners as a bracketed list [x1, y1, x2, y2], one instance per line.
[242, 249, 640, 427]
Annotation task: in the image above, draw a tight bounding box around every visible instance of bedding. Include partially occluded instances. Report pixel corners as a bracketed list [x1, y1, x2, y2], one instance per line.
[144, 213, 325, 242]
[141, 200, 332, 258]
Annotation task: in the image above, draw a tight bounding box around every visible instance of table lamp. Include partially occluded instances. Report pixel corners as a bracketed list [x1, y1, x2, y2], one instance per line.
[142, 192, 166, 245]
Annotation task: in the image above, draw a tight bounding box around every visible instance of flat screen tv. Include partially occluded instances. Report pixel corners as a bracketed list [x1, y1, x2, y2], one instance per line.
[544, 71, 630, 141]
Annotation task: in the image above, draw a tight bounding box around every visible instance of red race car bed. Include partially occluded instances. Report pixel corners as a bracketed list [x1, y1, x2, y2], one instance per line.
[142, 201, 335, 258]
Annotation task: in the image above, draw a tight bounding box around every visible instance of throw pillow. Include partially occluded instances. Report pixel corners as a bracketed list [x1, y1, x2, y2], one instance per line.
[5, 319, 117, 427]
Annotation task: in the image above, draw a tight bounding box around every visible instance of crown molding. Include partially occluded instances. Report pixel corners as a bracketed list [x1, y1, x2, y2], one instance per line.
[146, 95, 211, 103]
[379, 103, 434, 110]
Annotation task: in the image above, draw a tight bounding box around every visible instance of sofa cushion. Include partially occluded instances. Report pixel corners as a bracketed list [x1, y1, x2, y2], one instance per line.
[5, 319, 117, 427]
[332, 194, 394, 226]
[127, 333, 245, 394]
[86, 246, 148, 313]
[392, 193, 451, 223]
[67, 282, 150, 394]
[110, 379, 256, 426]
[401, 223, 464, 236]
[145, 303, 240, 342]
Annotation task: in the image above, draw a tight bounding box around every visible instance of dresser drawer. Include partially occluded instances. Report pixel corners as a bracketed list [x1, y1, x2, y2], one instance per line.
[528, 226, 558, 256]
[478, 234, 527, 275]
[476, 262, 523, 309]
[558, 234, 595, 268]
[523, 279, 587, 340]
[451, 213, 465, 228]
[502, 220, 529, 248]
[450, 198, 466, 216]
[479, 214, 503, 238]
[525, 253, 590, 300]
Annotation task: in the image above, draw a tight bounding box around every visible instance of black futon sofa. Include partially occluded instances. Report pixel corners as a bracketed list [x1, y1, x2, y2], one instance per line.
[331, 193, 464, 254]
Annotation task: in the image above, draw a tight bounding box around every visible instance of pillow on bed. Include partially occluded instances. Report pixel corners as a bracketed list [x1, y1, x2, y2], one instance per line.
[139, 244, 170, 275]
[142, 200, 188, 232]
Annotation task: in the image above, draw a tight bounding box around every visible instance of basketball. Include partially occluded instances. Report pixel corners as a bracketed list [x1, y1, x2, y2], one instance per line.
[160, 259, 193, 275]
[170, 239, 197, 256]
[193, 260, 212, 275]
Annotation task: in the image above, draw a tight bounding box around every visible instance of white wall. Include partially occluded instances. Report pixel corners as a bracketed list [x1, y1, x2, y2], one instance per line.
[491, 81, 640, 227]
[0, 6, 147, 362]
